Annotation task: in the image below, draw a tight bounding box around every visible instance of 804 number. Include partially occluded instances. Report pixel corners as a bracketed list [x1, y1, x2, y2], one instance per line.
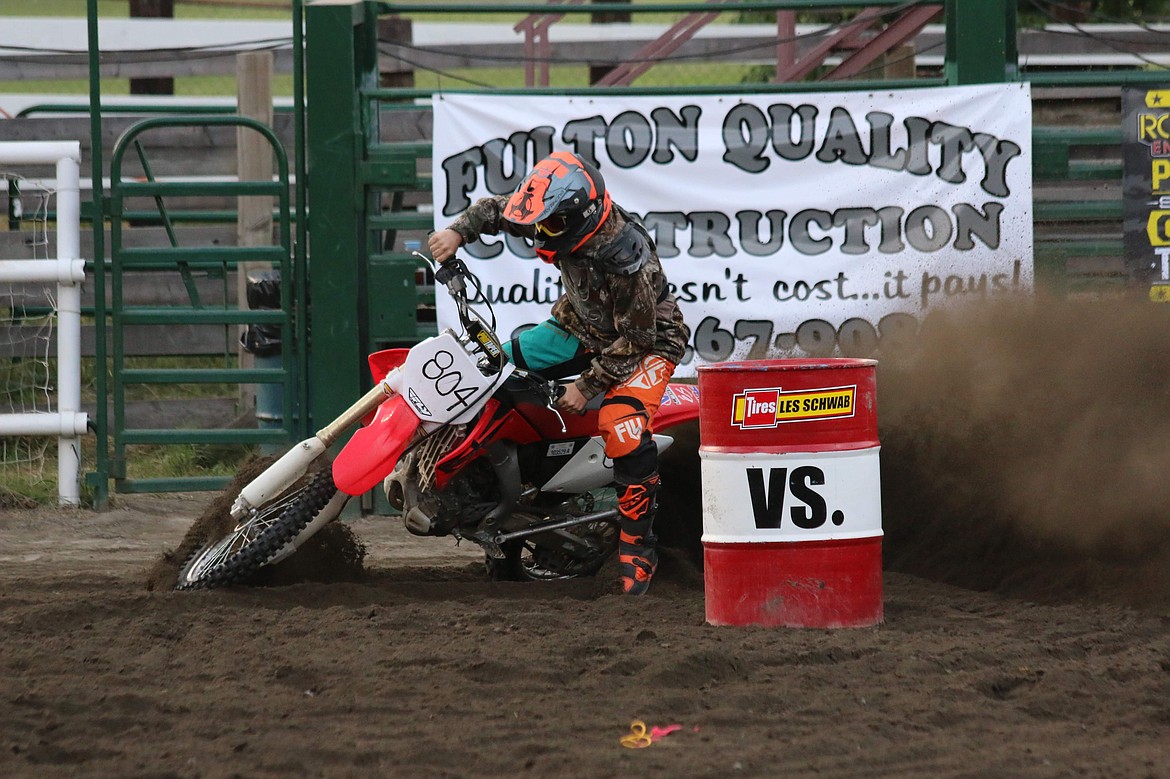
[422, 350, 479, 412]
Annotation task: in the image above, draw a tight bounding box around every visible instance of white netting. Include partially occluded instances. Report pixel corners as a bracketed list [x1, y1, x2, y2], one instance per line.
[1, 173, 58, 481]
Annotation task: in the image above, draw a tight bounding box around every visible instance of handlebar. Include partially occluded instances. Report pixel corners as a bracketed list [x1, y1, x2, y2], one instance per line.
[416, 252, 507, 368]
[434, 257, 469, 292]
[422, 253, 473, 327]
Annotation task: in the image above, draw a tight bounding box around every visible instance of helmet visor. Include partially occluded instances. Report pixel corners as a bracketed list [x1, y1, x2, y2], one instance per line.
[535, 213, 569, 237]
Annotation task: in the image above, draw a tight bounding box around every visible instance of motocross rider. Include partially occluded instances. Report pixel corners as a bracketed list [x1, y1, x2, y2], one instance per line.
[428, 151, 690, 596]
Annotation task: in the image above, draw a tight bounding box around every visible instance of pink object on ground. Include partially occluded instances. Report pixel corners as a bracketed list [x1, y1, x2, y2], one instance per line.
[649, 724, 683, 741]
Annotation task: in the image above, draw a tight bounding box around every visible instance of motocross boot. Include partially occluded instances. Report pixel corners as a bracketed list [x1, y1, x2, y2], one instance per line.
[617, 474, 660, 595]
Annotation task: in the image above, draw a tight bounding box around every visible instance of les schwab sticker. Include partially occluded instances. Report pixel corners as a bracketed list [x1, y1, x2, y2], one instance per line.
[731, 385, 856, 429]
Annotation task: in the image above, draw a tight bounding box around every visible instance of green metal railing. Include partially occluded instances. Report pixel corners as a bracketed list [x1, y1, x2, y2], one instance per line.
[1033, 126, 1126, 297]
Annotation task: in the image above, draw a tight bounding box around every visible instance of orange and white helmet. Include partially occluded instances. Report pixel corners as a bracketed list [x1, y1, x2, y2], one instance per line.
[504, 151, 612, 260]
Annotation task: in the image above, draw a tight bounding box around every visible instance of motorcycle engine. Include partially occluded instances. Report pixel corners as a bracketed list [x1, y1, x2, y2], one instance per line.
[386, 454, 500, 537]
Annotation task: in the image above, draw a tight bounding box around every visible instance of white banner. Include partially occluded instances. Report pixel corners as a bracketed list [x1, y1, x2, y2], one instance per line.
[432, 83, 1033, 376]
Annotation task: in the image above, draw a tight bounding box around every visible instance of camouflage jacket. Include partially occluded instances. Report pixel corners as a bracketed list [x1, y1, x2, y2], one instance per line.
[447, 195, 690, 399]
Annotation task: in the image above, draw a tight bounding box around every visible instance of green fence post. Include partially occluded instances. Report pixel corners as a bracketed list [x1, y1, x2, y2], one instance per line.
[86, 0, 110, 506]
[305, 0, 380, 432]
[945, 0, 1014, 85]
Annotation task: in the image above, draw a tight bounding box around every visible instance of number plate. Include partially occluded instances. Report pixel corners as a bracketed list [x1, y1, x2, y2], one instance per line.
[399, 331, 500, 425]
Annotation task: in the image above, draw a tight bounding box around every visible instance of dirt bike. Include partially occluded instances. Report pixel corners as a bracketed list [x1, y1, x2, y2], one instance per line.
[176, 255, 701, 589]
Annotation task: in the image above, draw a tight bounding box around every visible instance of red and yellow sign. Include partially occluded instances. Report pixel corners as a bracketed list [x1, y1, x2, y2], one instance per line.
[730, 385, 856, 429]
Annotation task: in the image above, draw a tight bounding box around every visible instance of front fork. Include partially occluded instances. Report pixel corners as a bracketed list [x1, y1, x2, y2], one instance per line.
[231, 379, 395, 520]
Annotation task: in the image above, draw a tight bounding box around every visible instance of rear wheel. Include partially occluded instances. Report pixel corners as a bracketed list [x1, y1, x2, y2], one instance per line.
[176, 469, 341, 590]
[486, 489, 619, 581]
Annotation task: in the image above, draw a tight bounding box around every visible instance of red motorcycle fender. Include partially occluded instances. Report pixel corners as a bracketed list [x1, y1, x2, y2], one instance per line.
[368, 347, 409, 383]
[362, 349, 411, 426]
[653, 382, 701, 431]
[333, 393, 420, 496]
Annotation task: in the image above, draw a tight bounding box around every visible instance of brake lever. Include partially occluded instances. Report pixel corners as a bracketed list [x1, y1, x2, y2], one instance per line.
[412, 250, 467, 295]
[411, 249, 438, 274]
[548, 382, 568, 434]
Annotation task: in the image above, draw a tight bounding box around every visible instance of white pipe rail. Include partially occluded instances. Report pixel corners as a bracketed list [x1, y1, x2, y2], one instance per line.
[0, 141, 88, 506]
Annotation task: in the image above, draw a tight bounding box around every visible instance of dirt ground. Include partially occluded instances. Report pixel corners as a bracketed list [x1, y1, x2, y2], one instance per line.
[3, 297, 1170, 779]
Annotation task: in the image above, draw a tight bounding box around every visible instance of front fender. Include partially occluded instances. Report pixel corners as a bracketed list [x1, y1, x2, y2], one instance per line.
[333, 394, 420, 496]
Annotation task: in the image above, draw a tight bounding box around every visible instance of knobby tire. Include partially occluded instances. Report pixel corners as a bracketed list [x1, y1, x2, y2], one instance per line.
[176, 469, 338, 590]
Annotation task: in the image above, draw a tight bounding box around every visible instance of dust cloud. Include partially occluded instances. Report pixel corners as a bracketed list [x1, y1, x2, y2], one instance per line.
[877, 294, 1170, 608]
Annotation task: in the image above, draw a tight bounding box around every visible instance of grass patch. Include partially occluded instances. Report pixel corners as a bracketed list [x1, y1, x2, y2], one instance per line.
[126, 441, 255, 479]
[1, 0, 290, 19]
[0, 478, 55, 507]
[0, 438, 58, 506]
[0, 75, 297, 98]
[118, 356, 253, 402]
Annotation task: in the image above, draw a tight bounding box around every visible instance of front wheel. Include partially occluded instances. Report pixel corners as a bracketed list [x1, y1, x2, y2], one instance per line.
[176, 468, 343, 590]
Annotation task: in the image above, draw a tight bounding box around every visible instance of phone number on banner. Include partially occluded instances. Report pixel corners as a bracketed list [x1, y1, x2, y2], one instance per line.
[681, 313, 918, 364]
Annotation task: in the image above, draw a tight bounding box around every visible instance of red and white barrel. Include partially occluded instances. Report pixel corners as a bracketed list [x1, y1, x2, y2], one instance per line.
[697, 358, 882, 628]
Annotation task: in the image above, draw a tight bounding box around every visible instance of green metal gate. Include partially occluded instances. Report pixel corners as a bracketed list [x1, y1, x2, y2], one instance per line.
[104, 116, 302, 493]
